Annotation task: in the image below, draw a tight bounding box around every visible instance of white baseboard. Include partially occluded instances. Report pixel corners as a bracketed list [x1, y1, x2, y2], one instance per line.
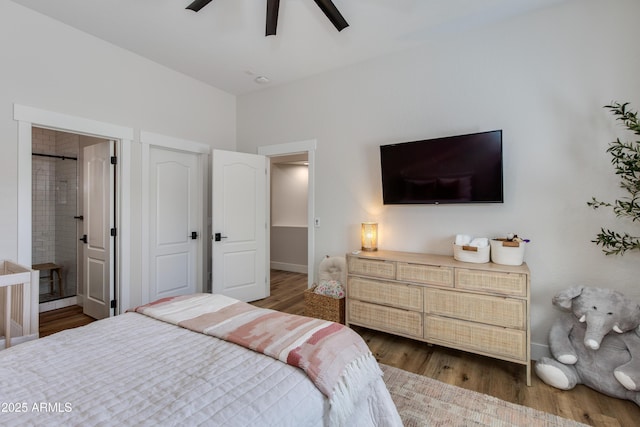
[270, 262, 307, 274]
[39, 296, 78, 313]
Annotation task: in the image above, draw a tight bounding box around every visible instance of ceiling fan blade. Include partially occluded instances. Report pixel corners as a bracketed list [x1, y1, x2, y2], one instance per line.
[266, 0, 280, 36]
[186, 0, 213, 12]
[313, 0, 349, 32]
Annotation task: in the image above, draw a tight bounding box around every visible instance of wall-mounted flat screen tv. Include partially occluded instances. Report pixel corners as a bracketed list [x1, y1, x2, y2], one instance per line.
[380, 130, 503, 205]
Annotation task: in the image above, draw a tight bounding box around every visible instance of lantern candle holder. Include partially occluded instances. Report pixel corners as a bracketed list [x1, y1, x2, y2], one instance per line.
[361, 222, 378, 251]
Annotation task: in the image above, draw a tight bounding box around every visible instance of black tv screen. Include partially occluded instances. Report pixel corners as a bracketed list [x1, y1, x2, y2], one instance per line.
[380, 130, 503, 205]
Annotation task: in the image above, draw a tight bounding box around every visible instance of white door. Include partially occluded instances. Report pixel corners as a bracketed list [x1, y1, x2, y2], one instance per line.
[212, 150, 267, 302]
[149, 147, 201, 301]
[83, 141, 114, 320]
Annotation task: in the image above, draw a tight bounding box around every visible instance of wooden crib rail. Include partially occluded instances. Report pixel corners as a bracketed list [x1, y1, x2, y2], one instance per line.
[0, 261, 38, 349]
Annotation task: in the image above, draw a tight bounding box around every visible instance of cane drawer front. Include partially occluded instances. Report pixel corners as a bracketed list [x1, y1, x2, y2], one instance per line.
[348, 276, 423, 311]
[424, 288, 526, 329]
[396, 262, 454, 287]
[348, 257, 396, 280]
[425, 315, 527, 361]
[348, 300, 423, 338]
[455, 269, 527, 297]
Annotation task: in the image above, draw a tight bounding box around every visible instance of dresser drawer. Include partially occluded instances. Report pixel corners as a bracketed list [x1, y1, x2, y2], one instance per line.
[348, 300, 423, 338]
[348, 277, 423, 311]
[396, 262, 453, 287]
[348, 257, 396, 279]
[424, 288, 525, 329]
[455, 269, 527, 297]
[425, 315, 526, 361]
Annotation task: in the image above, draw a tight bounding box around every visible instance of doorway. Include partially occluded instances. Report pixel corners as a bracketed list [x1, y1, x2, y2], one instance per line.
[15, 104, 134, 316]
[269, 154, 309, 275]
[208, 145, 314, 302]
[31, 127, 112, 311]
[259, 139, 317, 290]
[31, 128, 79, 304]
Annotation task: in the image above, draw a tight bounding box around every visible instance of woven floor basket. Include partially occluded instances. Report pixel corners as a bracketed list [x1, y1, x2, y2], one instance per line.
[304, 286, 345, 324]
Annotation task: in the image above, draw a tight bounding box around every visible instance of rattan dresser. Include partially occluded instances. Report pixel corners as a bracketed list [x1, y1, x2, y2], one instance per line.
[346, 249, 531, 386]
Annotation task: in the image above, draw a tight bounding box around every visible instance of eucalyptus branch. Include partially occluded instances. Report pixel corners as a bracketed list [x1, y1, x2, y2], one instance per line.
[592, 228, 640, 255]
[587, 197, 611, 209]
[589, 101, 640, 255]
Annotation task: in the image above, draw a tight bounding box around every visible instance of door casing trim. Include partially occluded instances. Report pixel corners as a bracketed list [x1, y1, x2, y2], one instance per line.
[14, 104, 133, 314]
[258, 139, 317, 288]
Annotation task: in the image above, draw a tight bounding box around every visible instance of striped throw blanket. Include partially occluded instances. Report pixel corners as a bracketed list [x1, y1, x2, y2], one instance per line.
[132, 294, 383, 425]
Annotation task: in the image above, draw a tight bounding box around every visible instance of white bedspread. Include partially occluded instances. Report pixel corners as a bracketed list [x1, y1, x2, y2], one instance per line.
[0, 312, 401, 426]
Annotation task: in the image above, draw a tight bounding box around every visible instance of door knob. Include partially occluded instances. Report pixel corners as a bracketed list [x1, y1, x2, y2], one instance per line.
[79, 234, 88, 244]
[190, 231, 198, 240]
[214, 233, 228, 242]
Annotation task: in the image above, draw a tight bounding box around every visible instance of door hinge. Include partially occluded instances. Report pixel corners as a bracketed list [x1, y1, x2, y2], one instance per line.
[111, 156, 117, 165]
[110, 228, 117, 237]
[110, 300, 117, 309]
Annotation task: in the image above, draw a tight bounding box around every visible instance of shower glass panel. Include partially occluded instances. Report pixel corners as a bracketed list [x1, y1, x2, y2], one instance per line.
[32, 129, 79, 304]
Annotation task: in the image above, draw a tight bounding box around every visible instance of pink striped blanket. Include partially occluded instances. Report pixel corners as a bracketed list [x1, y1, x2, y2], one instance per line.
[132, 293, 383, 425]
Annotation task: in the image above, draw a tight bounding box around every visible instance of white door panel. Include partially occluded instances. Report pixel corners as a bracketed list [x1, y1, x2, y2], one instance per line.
[149, 147, 201, 301]
[156, 253, 190, 294]
[87, 259, 107, 300]
[83, 141, 114, 320]
[156, 162, 190, 243]
[223, 251, 257, 289]
[212, 150, 267, 302]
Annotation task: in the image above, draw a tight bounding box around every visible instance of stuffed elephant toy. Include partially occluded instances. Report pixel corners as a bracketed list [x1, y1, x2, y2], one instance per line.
[535, 286, 640, 406]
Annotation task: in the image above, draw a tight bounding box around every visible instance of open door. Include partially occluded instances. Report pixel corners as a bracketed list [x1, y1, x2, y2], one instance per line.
[212, 150, 267, 301]
[82, 141, 115, 320]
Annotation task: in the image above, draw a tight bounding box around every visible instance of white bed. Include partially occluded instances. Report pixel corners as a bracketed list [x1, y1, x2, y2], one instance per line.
[0, 297, 401, 426]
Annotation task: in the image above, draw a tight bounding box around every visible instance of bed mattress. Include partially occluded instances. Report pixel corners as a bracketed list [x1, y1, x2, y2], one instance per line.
[0, 311, 400, 426]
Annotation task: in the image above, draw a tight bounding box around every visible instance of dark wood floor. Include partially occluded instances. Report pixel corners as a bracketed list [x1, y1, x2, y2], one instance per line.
[41, 270, 640, 426]
[39, 305, 95, 337]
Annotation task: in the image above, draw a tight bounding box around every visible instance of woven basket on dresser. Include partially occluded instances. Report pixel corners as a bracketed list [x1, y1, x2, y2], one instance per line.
[304, 286, 345, 324]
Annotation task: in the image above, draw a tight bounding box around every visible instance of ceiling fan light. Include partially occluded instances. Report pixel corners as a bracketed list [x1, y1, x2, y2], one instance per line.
[186, 0, 214, 13]
[313, 0, 349, 32]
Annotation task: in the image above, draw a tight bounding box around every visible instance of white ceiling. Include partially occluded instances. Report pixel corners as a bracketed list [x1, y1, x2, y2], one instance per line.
[11, 0, 568, 95]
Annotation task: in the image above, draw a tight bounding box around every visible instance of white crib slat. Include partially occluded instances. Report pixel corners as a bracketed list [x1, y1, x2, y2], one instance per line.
[0, 261, 36, 349]
[4, 286, 11, 348]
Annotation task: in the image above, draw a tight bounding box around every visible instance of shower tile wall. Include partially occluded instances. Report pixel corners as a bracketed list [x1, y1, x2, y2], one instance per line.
[32, 128, 56, 269]
[32, 128, 79, 301]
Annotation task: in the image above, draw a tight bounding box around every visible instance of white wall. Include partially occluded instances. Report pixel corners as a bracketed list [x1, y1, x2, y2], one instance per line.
[237, 0, 640, 356]
[0, 2, 236, 308]
[270, 162, 308, 271]
[271, 163, 308, 227]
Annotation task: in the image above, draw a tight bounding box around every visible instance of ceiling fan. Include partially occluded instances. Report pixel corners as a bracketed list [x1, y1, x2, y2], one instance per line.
[185, 0, 349, 36]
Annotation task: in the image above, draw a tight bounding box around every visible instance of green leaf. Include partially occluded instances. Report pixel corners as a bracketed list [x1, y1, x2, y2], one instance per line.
[592, 102, 640, 255]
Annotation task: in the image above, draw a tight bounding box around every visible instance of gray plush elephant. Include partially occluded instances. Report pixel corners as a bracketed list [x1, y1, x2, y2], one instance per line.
[535, 286, 640, 406]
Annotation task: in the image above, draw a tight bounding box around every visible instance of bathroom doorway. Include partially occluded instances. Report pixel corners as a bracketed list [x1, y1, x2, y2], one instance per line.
[31, 127, 110, 307]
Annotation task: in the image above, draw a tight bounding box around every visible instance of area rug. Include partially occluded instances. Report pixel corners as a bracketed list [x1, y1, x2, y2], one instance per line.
[380, 364, 587, 427]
